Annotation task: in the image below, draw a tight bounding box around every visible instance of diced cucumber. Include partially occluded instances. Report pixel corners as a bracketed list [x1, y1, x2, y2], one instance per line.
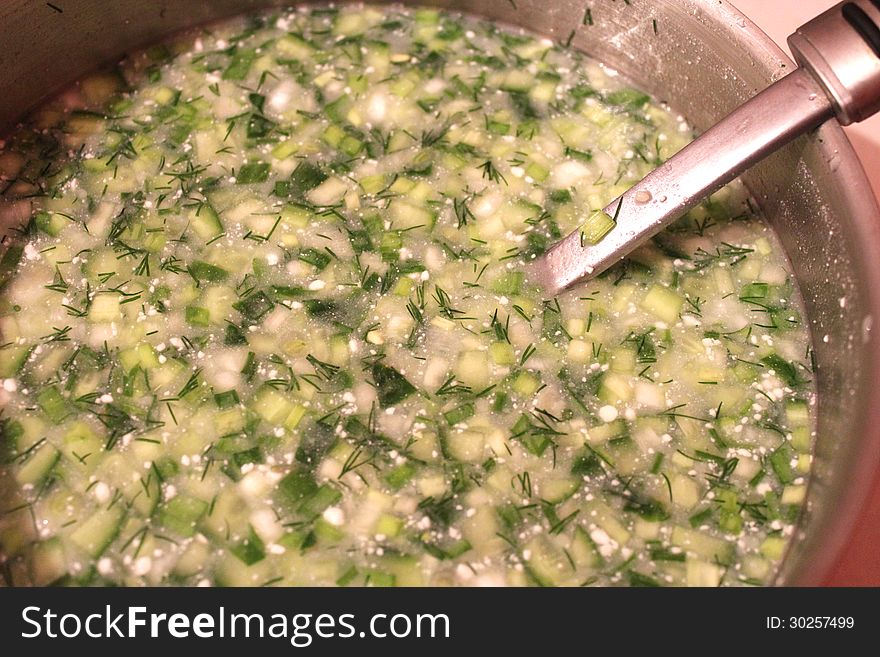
[185, 305, 210, 326]
[0, 243, 24, 289]
[157, 495, 208, 538]
[307, 176, 349, 205]
[760, 536, 787, 561]
[278, 470, 318, 505]
[385, 462, 417, 490]
[253, 386, 305, 428]
[189, 204, 224, 241]
[371, 363, 416, 407]
[512, 371, 540, 396]
[760, 353, 803, 389]
[388, 198, 435, 232]
[233, 290, 274, 321]
[60, 421, 102, 463]
[523, 536, 568, 586]
[15, 443, 60, 486]
[0, 344, 31, 377]
[230, 525, 266, 565]
[671, 526, 733, 564]
[222, 48, 256, 81]
[501, 70, 533, 93]
[298, 484, 342, 519]
[188, 260, 229, 282]
[444, 429, 484, 462]
[569, 526, 600, 569]
[455, 350, 489, 389]
[489, 342, 515, 366]
[686, 560, 723, 587]
[276, 34, 315, 60]
[34, 211, 69, 236]
[69, 506, 125, 558]
[641, 285, 683, 324]
[541, 477, 578, 503]
[30, 538, 68, 585]
[605, 88, 650, 110]
[581, 210, 615, 245]
[443, 403, 475, 426]
[491, 272, 524, 295]
[237, 162, 270, 184]
[769, 446, 794, 484]
[88, 293, 121, 323]
[37, 386, 69, 423]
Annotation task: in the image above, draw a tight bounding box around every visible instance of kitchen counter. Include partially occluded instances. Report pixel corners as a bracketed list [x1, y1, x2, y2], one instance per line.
[735, 0, 880, 586]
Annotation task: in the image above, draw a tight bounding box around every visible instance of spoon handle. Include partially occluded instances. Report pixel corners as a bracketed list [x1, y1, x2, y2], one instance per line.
[530, 0, 880, 296]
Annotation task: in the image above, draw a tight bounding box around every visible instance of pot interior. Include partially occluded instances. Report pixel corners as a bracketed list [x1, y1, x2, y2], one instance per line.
[1, 0, 879, 584]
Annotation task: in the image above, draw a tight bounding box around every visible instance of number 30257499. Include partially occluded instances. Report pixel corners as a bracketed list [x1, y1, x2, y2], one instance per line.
[766, 617, 855, 629]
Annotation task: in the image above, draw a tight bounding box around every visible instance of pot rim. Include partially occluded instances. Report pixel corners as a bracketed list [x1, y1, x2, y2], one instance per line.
[711, 0, 880, 584]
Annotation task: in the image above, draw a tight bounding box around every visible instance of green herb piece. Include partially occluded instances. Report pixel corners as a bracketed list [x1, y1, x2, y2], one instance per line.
[371, 363, 417, 407]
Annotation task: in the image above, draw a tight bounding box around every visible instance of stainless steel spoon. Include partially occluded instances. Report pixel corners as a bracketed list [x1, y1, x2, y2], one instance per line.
[529, 0, 880, 295]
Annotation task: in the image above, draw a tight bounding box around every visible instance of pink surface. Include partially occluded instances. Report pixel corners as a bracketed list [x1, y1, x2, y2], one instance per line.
[734, 0, 880, 200]
[734, 0, 880, 586]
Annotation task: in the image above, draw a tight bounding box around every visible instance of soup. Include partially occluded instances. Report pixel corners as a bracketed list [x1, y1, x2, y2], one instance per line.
[0, 4, 814, 586]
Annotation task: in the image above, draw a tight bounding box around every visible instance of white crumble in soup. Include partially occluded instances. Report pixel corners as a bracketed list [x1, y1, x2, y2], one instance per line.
[0, 5, 816, 587]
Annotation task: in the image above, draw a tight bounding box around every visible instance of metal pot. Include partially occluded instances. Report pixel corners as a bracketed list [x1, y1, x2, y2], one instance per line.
[2, 0, 879, 585]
